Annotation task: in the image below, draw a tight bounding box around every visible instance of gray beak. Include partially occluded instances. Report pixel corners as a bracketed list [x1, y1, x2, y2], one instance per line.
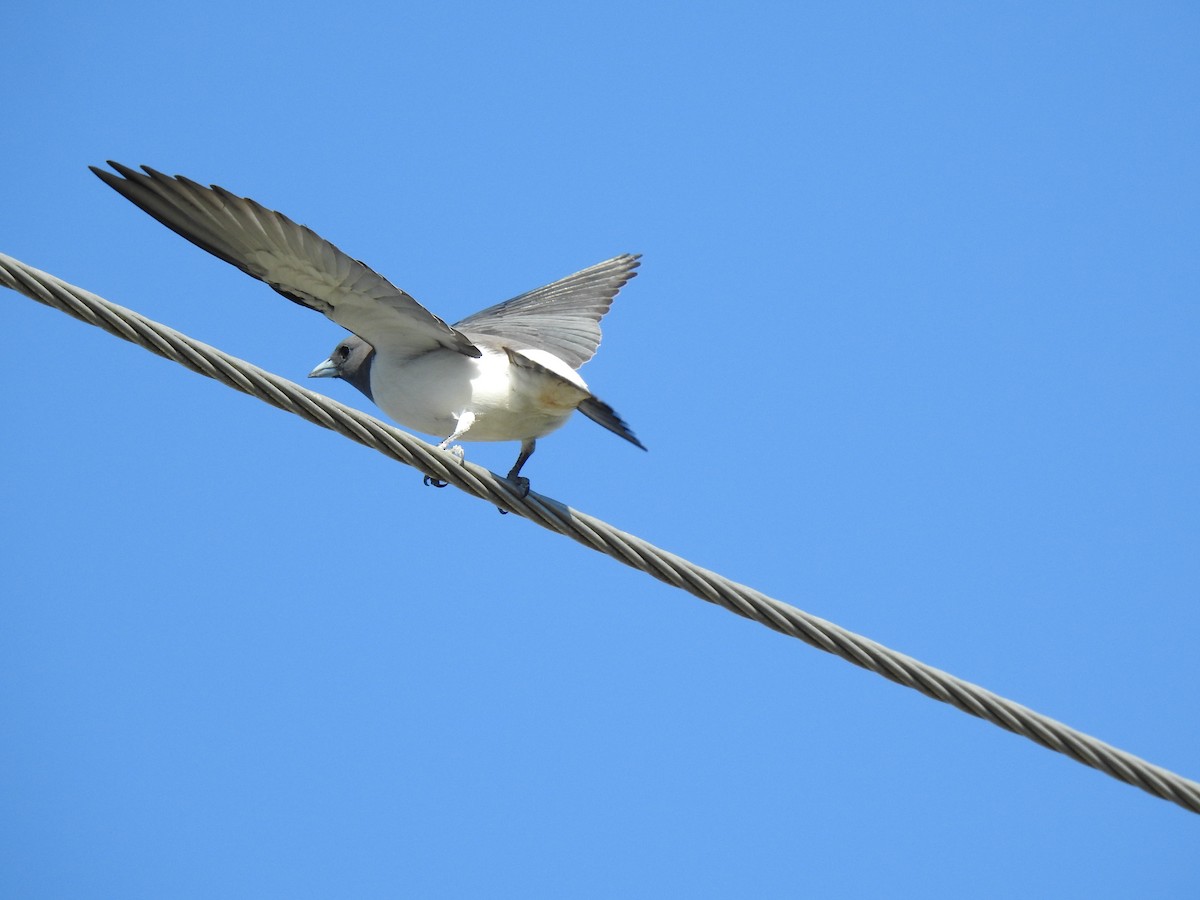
[308, 357, 340, 379]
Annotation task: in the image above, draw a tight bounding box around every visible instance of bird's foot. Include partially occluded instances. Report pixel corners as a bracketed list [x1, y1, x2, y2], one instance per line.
[494, 473, 531, 515]
[506, 474, 531, 499]
[424, 443, 466, 489]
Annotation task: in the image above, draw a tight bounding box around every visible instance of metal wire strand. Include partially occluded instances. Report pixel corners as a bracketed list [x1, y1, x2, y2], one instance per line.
[3, 250, 1197, 815]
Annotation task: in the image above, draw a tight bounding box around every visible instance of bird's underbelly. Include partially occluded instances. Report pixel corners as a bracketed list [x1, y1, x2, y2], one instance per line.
[369, 347, 587, 442]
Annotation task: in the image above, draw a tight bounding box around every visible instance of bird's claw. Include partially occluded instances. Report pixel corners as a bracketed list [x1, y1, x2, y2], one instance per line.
[425, 442, 465, 490]
[494, 474, 531, 515]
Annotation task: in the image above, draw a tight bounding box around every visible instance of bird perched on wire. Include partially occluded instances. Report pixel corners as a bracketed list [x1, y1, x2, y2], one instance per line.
[91, 162, 645, 495]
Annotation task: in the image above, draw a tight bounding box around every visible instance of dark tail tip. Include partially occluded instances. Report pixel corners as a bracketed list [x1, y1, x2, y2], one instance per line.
[578, 396, 646, 451]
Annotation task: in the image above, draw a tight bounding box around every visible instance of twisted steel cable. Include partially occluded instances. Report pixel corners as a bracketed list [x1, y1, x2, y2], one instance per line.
[3, 250, 1197, 815]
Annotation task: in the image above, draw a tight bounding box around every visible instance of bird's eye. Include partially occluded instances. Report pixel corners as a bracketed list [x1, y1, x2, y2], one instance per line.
[337, 345, 350, 360]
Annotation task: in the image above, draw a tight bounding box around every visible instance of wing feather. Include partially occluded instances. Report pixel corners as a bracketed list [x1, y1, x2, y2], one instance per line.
[455, 254, 640, 369]
[91, 162, 479, 359]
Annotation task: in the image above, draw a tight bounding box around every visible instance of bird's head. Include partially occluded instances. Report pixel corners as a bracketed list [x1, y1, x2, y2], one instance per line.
[308, 335, 376, 401]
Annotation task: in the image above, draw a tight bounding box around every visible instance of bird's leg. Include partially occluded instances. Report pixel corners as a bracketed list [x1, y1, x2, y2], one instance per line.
[424, 412, 474, 488]
[504, 439, 536, 498]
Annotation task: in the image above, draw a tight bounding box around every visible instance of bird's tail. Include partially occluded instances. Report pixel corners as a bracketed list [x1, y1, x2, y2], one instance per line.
[578, 396, 646, 450]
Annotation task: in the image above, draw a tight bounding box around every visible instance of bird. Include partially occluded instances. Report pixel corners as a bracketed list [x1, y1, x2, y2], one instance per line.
[90, 162, 645, 495]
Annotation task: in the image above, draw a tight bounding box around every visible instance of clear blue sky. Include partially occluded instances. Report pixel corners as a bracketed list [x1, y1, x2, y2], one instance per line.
[3, 2, 1198, 897]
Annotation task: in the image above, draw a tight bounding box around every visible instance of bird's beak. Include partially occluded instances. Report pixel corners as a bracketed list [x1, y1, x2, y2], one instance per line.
[308, 357, 339, 379]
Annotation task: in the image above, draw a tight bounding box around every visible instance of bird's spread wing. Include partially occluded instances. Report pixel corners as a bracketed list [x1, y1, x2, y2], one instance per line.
[91, 162, 480, 359]
[454, 254, 640, 369]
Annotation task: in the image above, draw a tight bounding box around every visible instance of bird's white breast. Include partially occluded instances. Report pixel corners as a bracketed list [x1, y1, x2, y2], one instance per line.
[369, 346, 589, 443]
